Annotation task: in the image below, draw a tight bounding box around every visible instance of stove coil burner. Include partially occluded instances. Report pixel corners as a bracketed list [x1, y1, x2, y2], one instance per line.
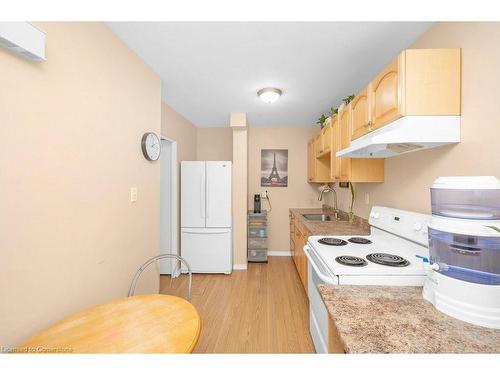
[366, 253, 410, 267]
[318, 237, 348, 246]
[335, 256, 368, 267]
[348, 237, 372, 244]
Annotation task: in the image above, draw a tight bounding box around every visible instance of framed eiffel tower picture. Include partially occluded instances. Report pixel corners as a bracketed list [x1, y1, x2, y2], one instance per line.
[261, 149, 288, 187]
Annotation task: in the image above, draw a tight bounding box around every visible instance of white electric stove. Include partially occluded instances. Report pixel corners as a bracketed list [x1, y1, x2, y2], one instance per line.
[304, 206, 432, 353]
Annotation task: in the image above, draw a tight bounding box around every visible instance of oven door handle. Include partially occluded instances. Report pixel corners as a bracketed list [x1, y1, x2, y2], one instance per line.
[304, 245, 337, 284]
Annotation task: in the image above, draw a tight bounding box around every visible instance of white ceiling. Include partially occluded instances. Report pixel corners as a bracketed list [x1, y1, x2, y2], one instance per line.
[107, 22, 433, 128]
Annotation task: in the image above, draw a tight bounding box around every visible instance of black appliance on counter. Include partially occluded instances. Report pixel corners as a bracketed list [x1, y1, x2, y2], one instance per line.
[253, 194, 261, 213]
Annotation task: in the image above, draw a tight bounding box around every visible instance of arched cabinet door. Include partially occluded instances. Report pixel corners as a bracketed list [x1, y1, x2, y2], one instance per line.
[350, 87, 371, 140]
[329, 116, 340, 182]
[338, 106, 351, 182]
[321, 121, 332, 154]
[370, 54, 405, 131]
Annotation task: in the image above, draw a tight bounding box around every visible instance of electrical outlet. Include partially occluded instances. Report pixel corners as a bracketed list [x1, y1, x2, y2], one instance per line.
[364, 193, 370, 205]
[130, 187, 138, 203]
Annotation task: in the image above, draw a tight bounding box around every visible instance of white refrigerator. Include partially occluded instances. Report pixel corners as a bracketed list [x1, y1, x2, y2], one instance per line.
[181, 161, 232, 274]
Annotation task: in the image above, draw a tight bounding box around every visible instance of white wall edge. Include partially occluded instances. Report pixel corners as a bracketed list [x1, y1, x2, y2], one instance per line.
[233, 264, 248, 270]
[268, 251, 292, 256]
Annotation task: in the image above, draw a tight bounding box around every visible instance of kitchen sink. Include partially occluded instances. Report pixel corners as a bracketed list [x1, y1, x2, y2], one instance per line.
[302, 213, 350, 222]
[302, 214, 334, 221]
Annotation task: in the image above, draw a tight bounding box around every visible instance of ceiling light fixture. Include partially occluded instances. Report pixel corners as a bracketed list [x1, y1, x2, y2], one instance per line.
[257, 87, 282, 104]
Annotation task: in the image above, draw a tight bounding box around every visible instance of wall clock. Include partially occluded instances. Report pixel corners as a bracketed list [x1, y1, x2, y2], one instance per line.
[141, 132, 161, 161]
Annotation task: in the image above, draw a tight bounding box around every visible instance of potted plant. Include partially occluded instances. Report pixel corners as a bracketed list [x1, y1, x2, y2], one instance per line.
[316, 114, 328, 128]
[329, 106, 338, 118]
[342, 94, 355, 105]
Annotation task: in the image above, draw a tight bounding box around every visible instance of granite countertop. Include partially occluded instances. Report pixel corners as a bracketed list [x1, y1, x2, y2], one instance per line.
[290, 207, 370, 236]
[318, 285, 500, 353]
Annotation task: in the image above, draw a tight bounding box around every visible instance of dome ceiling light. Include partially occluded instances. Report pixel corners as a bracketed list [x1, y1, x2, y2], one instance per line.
[257, 87, 282, 104]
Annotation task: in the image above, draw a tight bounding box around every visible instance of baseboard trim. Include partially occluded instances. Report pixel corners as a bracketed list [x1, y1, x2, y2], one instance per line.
[268, 251, 292, 256]
[233, 263, 248, 270]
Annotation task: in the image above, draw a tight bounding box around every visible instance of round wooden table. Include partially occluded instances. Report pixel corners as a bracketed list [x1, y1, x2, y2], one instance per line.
[20, 295, 201, 353]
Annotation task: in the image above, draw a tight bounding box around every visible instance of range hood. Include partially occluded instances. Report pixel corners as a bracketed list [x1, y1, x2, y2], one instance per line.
[337, 116, 461, 158]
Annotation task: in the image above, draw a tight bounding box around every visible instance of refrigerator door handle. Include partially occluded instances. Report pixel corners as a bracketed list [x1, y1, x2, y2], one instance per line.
[200, 173, 205, 218]
[206, 174, 210, 219]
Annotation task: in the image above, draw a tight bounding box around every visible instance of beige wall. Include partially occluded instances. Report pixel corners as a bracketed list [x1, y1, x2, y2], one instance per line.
[336, 22, 500, 219]
[196, 128, 233, 161]
[248, 128, 323, 252]
[162, 102, 198, 163]
[0, 22, 161, 346]
[161, 102, 198, 253]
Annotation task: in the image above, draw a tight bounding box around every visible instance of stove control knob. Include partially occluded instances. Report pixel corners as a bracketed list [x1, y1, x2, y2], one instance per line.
[413, 222, 423, 232]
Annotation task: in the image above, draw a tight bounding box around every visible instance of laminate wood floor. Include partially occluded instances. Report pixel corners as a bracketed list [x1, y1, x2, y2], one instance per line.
[159, 256, 315, 353]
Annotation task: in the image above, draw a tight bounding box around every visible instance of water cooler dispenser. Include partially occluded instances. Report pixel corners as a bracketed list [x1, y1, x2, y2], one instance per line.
[423, 176, 500, 328]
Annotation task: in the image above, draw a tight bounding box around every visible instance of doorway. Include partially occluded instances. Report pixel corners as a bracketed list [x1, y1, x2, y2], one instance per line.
[160, 136, 177, 274]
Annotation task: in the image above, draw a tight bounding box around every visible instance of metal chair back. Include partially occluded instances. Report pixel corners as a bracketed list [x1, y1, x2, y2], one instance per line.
[128, 254, 192, 301]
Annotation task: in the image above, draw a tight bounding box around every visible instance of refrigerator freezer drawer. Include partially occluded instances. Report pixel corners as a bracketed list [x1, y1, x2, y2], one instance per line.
[181, 228, 232, 274]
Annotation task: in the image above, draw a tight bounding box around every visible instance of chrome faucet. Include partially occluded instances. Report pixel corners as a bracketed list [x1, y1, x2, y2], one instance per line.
[318, 184, 339, 220]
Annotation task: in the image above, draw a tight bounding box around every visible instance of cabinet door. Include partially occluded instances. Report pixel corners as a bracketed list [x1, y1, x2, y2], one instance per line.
[314, 134, 322, 157]
[300, 232, 309, 291]
[307, 139, 315, 182]
[321, 122, 332, 153]
[370, 54, 404, 131]
[330, 117, 340, 181]
[338, 106, 351, 182]
[350, 87, 371, 140]
[293, 223, 302, 269]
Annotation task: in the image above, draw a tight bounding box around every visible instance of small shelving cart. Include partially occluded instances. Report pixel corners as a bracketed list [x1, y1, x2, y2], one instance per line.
[247, 210, 268, 262]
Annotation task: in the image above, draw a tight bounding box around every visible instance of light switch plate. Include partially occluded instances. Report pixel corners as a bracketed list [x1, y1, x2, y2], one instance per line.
[364, 193, 370, 205]
[130, 187, 138, 203]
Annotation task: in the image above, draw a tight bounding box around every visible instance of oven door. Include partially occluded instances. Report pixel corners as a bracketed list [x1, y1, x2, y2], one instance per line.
[304, 245, 338, 353]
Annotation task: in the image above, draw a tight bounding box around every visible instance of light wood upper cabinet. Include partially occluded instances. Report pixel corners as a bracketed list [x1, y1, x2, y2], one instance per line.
[326, 107, 384, 183]
[314, 133, 322, 157]
[307, 139, 315, 182]
[338, 106, 352, 182]
[404, 48, 461, 115]
[306, 49, 459, 185]
[330, 117, 341, 181]
[350, 87, 371, 140]
[308, 114, 384, 184]
[366, 48, 461, 135]
[321, 122, 332, 154]
[370, 55, 404, 131]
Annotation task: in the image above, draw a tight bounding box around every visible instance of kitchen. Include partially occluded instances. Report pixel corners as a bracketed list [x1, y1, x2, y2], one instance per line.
[1, 1, 500, 373]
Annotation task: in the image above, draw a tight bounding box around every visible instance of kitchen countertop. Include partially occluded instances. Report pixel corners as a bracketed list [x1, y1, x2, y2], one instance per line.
[289, 207, 370, 236]
[318, 285, 500, 353]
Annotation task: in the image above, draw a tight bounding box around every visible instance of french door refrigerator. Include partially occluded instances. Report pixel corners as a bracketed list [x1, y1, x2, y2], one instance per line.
[181, 161, 232, 274]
